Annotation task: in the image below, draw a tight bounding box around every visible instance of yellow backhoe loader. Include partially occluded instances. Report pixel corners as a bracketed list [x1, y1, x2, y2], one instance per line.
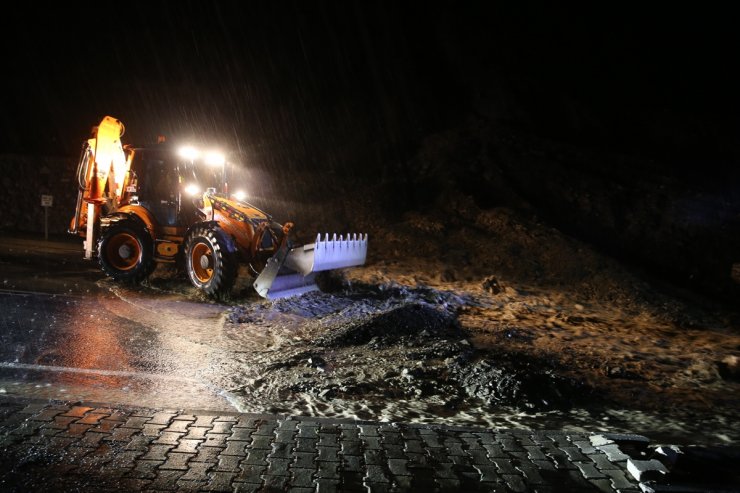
[69, 116, 367, 299]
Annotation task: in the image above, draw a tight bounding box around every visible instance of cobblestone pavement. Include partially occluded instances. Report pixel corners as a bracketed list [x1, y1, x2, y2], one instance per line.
[0, 397, 733, 492]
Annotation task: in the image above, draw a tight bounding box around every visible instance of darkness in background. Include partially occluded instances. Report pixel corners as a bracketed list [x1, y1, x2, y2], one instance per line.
[1, 2, 739, 301]
[2, 3, 737, 171]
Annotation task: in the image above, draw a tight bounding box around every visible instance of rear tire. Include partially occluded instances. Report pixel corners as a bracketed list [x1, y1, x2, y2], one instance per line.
[98, 219, 155, 284]
[184, 224, 237, 298]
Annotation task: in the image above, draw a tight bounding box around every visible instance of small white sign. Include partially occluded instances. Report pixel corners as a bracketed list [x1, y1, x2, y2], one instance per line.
[41, 194, 53, 207]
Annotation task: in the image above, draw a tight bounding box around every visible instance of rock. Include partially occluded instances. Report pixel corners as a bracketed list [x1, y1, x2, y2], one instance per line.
[627, 458, 669, 482]
[482, 276, 502, 294]
[717, 355, 740, 381]
[653, 445, 683, 467]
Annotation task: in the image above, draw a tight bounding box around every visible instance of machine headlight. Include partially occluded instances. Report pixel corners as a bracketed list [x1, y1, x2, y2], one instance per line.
[178, 146, 199, 160]
[233, 190, 247, 201]
[184, 183, 201, 197]
[205, 151, 225, 167]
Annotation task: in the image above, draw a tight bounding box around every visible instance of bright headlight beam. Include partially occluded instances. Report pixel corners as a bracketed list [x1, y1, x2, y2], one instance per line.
[205, 151, 225, 167]
[184, 183, 200, 197]
[233, 190, 247, 201]
[178, 146, 199, 161]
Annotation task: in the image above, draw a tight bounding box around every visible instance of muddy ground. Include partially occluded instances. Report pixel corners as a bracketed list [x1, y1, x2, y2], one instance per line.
[147, 197, 740, 446]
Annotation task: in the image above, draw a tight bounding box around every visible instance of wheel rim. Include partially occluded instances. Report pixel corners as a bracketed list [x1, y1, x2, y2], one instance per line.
[191, 242, 214, 283]
[105, 233, 141, 271]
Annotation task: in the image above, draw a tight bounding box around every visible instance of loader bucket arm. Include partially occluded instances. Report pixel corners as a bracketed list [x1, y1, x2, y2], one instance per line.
[254, 233, 368, 299]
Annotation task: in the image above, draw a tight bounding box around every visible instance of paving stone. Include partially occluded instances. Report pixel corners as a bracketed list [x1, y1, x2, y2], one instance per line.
[28, 408, 65, 422]
[572, 439, 599, 455]
[79, 430, 106, 447]
[574, 460, 607, 479]
[266, 457, 292, 476]
[318, 432, 339, 447]
[249, 434, 273, 450]
[211, 421, 233, 434]
[364, 449, 385, 465]
[340, 440, 363, 456]
[176, 479, 209, 492]
[318, 445, 339, 462]
[180, 462, 213, 481]
[316, 478, 341, 492]
[262, 474, 289, 490]
[253, 421, 277, 436]
[358, 425, 379, 437]
[163, 420, 190, 434]
[589, 452, 622, 471]
[205, 471, 237, 492]
[184, 427, 209, 440]
[142, 424, 167, 436]
[43, 415, 77, 429]
[90, 418, 120, 434]
[141, 444, 174, 461]
[340, 427, 360, 441]
[598, 443, 631, 462]
[269, 441, 296, 463]
[275, 430, 296, 443]
[203, 433, 228, 448]
[292, 451, 317, 469]
[604, 468, 637, 490]
[170, 438, 201, 454]
[106, 426, 140, 442]
[62, 406, 94, 418]
[160, 452, 194, 470]
[243, 448, 269, 466]
[364, 464, 390, 483]
[290, 467, 315, 487]
[285, 487, 314, 493]
[193, 415, 217, 428]
[192, 447, 221, 463]
[121, 416, 150, 429]
[484, 443, 509, 459]
[383, 444, 405, 459]
[228, 427, 253, 441]
[128, 459, 164, 479]
[236, 464, 266, 484]
[491, 458, 519, 475]
[316, 460, 339, 479]
[502, 473, 528, 492]
[388, 458, 410, 476]
[562, 445, 589, 462]
[295, 437, 318, 453]
[233, 482, 262, 493]
[154, 431, 184, 445]
[517, 462, 546, 485]
[222, 440, 249, 456]
[591, 478, 617, 493]
[148, 469, 184, 490]
[145, 412, 174, 426]
[341, 454, 363, 473]
[232, 416, 259, 429]
[473, 464, 500, 482]
[362, 436, 382, 450]
[215, 455, 242, 472]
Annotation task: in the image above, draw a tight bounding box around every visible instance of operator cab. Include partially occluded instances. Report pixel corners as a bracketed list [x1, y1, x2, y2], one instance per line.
[124, 146, 227, 228]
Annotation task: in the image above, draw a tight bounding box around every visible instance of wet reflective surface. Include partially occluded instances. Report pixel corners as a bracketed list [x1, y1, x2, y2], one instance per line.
[1, 236, 738, 448]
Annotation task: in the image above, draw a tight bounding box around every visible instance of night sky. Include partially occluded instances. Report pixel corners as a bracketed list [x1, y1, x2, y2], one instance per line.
[1, 2, 739, 178]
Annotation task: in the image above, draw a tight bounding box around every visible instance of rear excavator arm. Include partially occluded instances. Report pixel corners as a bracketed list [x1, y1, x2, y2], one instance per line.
[69, 116, 128, 259]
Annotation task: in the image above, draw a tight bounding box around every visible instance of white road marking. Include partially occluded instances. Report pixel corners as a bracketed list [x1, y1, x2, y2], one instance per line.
[0, 361, 200, 383]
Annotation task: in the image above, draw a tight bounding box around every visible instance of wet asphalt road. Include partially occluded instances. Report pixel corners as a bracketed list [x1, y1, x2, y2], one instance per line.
[0, 234, 237, 411]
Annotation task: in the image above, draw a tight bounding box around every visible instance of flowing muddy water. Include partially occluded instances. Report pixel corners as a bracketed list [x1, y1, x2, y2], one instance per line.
[221, 283, 740, 446]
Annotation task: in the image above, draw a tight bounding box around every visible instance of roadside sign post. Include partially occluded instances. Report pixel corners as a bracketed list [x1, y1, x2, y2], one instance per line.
[41, 195, 53, 241]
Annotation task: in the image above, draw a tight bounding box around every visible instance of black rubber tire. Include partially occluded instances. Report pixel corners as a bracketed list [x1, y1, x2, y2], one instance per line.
[98, 219, 155, 284]
[184, 224, 237, 298]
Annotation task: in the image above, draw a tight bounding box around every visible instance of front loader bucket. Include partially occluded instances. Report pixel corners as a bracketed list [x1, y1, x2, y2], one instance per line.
[254, 233, 368, 299]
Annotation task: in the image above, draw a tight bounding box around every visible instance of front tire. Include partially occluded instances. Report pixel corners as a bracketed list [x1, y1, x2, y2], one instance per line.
[184, 225, 237, 298]
[98, 219, 155, 284]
